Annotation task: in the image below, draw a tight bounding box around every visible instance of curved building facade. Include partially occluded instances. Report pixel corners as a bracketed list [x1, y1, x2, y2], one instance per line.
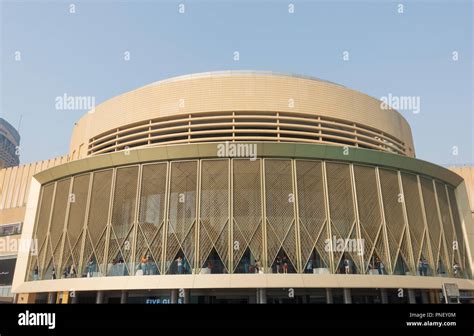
[12, 72, 474, 304]
[69, 71, 415, 158]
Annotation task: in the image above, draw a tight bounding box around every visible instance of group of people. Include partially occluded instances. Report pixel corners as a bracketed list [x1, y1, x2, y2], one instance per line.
[86, 257, 97, 277]
[108, 257, 127, 276]
[136, 255, 158, 275]
[240, 257, 262, 273]
[32, 263, 76, 280]
[367, 257, 385, 275]
[274, 256, 289, 273]
[174, 256, 188, 274]
[202, 260, 226, 274]
[418, 258, 430, 276]
[62, 264, 77, 278]
[419, 258, 462, 277]
[30, 256, 463, 279]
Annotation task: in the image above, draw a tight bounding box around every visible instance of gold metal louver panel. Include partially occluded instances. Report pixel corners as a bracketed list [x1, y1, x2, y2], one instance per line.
[24, 157, 470, 281]
[26, 183, 54, 280]
[107, 166, 139, 273]
[87, 112, 409, 157]
[265, 159, 297, 271]
[379, 169, 405, 273]
[61, 174, 90, 275]
[353, 165, 385, 273]
[199, 160, 229, 271]
[39, 179, 71, 280]
[83, 169, 113, 275]
[326, 162, 357, 272]
[401, 173, 424, 264]
[435, 181, 455, 273]
[296, 160, 327, 270]
[136, 163, 167, 273]
[166, 161, 197, 273]
[232, 159, 263, 272]
[447, 187, 467, 274]
[420, 177, 442, 269]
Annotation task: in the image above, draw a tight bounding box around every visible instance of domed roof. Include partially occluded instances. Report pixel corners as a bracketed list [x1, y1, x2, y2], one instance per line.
[145, 70, 345, 88]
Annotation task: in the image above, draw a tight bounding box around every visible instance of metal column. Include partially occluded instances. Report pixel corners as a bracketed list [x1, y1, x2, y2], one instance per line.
[408, 289, 416, 303]
[170, 289, 178, 304]
[96, 291, 104, 304]
[381, 288, 388, 304]
[421, 290, 429, 304]
[326, 288, 333, 304]
[120, 290, 128, 304]
[343, 288, 352, 304]
[47, 292, 57, 304]
[256, 288, 267, 304]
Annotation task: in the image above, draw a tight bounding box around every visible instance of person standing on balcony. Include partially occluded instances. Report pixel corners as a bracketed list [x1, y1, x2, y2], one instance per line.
[87, 257, 96, 277]
[254, 259, 261, 273]
[422, 258, 429, 276]
[176, 256, 183, 274]
[453, 262, 461, 278]
[33, 265, 39, 281]
[141, 256, 148, 275]
[243, 257, 249, 273]
[282, 255, 289, 274]
[344, 258, 350, 274]
[377, 258, 384, 275]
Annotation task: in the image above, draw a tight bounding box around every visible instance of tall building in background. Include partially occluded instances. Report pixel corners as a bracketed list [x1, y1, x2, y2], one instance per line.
[0, 117, 20, 302]
[1, 71, 473, 304]
[0, 118, 20, 169]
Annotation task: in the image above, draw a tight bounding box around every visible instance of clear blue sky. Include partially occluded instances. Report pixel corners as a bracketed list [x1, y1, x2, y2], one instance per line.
[1, 0, 472, 166]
